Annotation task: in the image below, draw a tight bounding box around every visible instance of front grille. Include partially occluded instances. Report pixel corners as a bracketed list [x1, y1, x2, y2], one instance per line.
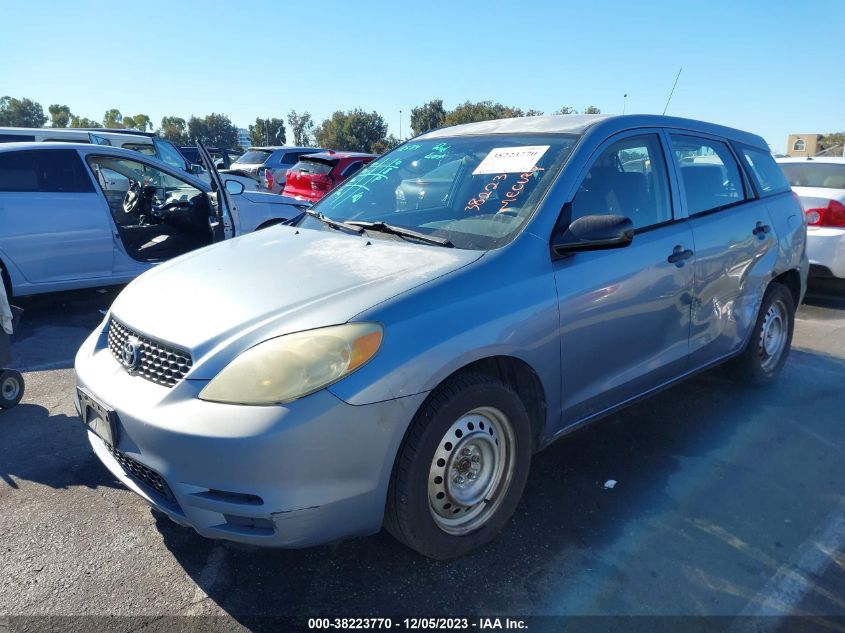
[107, 317, 192, 387]
[107, 444, 176, 503]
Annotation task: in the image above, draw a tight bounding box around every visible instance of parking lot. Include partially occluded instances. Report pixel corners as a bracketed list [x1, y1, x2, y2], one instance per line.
[1, 280, 844, 630]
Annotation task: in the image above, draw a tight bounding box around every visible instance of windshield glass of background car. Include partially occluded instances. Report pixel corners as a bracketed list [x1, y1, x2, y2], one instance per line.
[308, 134, 577, 250]
[780, 163, 845, 189]
[236, 150, 272, 164]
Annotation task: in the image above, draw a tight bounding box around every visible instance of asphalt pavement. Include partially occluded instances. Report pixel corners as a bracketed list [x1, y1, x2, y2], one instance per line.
[1, 280, 844, 632]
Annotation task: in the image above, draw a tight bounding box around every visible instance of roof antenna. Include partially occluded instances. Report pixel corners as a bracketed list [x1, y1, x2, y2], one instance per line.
[662, 67, 683, 115]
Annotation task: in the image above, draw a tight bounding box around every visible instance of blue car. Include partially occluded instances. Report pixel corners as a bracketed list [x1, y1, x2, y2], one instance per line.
[75, 114, 808, 558]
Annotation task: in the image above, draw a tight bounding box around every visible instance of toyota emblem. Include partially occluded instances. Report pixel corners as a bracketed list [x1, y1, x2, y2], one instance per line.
[121, 336, 141, 371]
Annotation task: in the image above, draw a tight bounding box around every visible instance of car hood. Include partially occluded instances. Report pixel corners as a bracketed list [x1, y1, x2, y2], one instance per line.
[110, 225, 482, 374]
[240, 190, 305, 206]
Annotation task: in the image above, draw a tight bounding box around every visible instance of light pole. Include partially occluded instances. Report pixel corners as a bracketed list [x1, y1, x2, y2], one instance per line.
[622, 94, 628, 115]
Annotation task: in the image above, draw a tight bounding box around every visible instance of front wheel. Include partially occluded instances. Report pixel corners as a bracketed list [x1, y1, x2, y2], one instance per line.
[726, 282, 795, 384]
[385, 373, 532, 559]
[0, 369, 24, 409]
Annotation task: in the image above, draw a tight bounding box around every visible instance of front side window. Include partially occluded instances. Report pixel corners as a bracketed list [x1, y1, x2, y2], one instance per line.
[739, 146, 791, 195]
[670, 134, 746, 215]
[310, 134, 579, 250]
[0, 149, 94, 193]
[86, 155, 202, 216]
[571, 134, 672, 230]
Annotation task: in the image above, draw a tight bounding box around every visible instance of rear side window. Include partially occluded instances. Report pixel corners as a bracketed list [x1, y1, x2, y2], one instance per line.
[572, 134, 672, 230]
[739, 146, 791, 195]
[341, 160, 364, 178]
[281, 152, 308, 165]
[670, 134, 746, 215]
[235, 150, 271, 165]
[0, 149, 94, 193]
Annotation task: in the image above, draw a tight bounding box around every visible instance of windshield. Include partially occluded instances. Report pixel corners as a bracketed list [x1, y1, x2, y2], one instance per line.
[780, 162, 845, 190]
[309, 134, 578, 250]
[236, 150, 272, 165]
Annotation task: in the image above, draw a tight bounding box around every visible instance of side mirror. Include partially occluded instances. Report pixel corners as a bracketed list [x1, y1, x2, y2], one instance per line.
[224, 179, 245, 195]
[189, 163, 204, 175]
[552, 213, 634, 257]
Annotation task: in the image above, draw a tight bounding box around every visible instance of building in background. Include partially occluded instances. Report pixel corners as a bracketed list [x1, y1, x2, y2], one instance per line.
[787, 134, 822, 157]
[237, 128, 251, 150]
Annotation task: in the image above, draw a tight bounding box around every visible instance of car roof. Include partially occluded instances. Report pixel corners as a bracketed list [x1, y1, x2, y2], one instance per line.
[417, 114, 769, 150]
[0, 141, 208, 188]
[247, 146, 322, 152]
[776, 156, 845, 164]
[301, 151, 376, 161]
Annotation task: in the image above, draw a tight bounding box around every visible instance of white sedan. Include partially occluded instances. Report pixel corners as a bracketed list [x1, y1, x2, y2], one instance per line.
[0, 142, 305, 298]
[777, 157, 845, 278]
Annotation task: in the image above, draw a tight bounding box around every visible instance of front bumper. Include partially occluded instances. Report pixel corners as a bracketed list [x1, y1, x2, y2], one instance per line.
[74, 323, 427, 548]
[806, 226, 845, 278]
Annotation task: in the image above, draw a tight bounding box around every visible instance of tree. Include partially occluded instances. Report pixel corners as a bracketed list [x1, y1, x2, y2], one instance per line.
[525, 109, 544, 117]
[122, 115, 136, 130]
[583, 105, 601, 114]
[69, 115, 100, 128]
[159, 116, 189, 144]
[103, 108, 123, 128]
[187, 113, 239, 148]
[410, 99, 446, 136]
[48, 104, 72, 128]
[313, 109, 387, 153]
[0, 96, 48, 127]
[370, 134, 401, 155]
[554, 106, 577, 115]
[249, 117, 286, 146]
[287, 110, 314, 146]
[129, 114, 151, 131]
[443, 101, 525, 126]
[819, 132, 844, 153]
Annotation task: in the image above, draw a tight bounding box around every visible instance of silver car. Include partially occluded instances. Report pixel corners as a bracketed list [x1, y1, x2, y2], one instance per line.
[75, 115, 808, 559]
[0, 142, 303, 298]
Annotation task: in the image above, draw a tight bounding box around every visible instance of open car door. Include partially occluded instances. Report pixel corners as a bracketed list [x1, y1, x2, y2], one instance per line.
[196, 140, 235, 242]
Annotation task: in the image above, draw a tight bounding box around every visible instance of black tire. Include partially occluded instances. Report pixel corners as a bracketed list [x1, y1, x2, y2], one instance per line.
[726, 282, 795, 385]
[385, 372, 532, 559]
[0, 369, 24, 409]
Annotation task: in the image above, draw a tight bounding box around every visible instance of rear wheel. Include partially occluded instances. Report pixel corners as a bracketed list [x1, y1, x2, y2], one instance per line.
[385, 373, 532, 559]
[0, 370, 24, 409]
[726, 282, 795, 384]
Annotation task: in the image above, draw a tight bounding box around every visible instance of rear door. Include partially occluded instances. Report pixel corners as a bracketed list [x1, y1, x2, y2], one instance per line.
[554, 130, 695, 424]
[668, 133, 777, 366]
[0, 149, 113, 283]
[196, 141, 235, 241]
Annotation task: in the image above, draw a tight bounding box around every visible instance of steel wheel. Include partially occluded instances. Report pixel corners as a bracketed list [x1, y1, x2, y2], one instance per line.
[427, 406, 516, 535]
[758, 298, 788, 372]
[2, 374, 21, 402]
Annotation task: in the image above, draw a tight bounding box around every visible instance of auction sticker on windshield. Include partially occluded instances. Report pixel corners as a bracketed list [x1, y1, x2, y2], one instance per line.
[472, 145, 550, 175]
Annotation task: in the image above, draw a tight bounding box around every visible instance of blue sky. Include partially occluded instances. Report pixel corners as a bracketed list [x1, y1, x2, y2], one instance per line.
[2, 0, 842, 152]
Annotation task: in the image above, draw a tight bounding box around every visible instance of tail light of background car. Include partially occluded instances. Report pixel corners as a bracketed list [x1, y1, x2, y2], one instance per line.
[310, 174, 334, 192]
[805, 199, 845, 227]
[264, 169, 274, 191]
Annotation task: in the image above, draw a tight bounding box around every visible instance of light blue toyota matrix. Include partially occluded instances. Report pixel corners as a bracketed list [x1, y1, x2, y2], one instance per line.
[75, 115, 808, 559]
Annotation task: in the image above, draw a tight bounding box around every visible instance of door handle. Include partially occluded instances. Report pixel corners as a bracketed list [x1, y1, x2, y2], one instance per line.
[667, 245, 694, 266]
[752, 221, 771, 238]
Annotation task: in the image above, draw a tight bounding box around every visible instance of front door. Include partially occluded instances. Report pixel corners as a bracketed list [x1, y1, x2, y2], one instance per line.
[0, 148, 113, 284]
[553, 131, 695, 426]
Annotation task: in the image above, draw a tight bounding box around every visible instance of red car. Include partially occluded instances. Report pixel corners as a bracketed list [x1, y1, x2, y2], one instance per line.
[282, 151, 377, 201]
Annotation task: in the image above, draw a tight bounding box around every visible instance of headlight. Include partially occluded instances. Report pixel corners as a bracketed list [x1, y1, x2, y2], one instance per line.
[198, 323, 383, 405]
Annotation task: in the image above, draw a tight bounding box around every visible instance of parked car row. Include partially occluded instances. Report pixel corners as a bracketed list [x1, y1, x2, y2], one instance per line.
[71, 114, 809, 560]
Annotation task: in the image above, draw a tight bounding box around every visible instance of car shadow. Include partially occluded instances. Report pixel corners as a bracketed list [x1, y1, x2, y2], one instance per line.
[0, 404, 120, 492]
[153, 348, 845, 621]
[804, 277, 845, 310]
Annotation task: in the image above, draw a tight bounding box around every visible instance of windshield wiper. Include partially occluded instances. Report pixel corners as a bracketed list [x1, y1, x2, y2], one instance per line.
[303, 209, 364, 234]
[346, 221, 453, 247]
